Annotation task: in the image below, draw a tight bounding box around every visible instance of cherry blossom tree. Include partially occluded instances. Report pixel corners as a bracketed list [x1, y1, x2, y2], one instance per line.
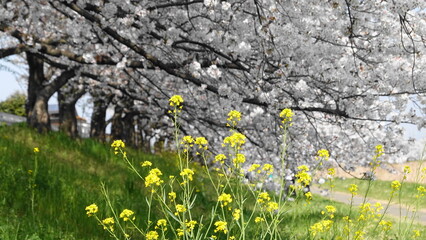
[1, 0, 426, 168]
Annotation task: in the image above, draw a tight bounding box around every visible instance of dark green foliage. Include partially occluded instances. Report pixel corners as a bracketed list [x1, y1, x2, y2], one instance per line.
[0, 92, 26, 116]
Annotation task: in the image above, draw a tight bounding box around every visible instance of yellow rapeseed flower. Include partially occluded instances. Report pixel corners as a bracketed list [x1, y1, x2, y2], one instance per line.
[391, 180, 401, 192]
[232, 208, 241, 221]
[248, 164, 261, 172]
[279, 108, 294, 125]
[413, 230, 421, 238]
[181, 135, 194, 147]
[111, 140, 126, 151]
[157, 219, 167, 227]
[327, 168, 336, 177]
[168, 192, 177, 202]
[119, 209, 135, 221]
[379, 220, 392, 231]
[316, 149, 330, 161]
[257, 192, 271, 203]
[195, 137, 208, 150]
[180, 168, 195, 181]
[185, 220, 197, 232]
[255, 217, 265, 223]
[227, 110, 242, 127]
[309, 219, 333, 237]
[141, 161, 152, 167]
[175, 204, 187, 215]
[145, 168, 164, 187]
[322, 205, 336, 219]
[218, 193, 233, 207]
[232, 153, 246, 166]
[85, 203, 98, 216]
[146, 230, 159, 240]
[403, 165, 411, 174]
[214, 154, 227, 164]
[169, 95, 184, 108]
[262, 164, 274, 174]
[305, 192, 313, 202]
[266, 201, 279, 212]
[33, 147, 39, 153]
[296, 171, 311, 186]
[214, 221, 228, 234]
[297, 165, 309, 172]
[222, 132, 246, 150]
[348, 184, 358, 195]
[102, 217, 115, 232]
[416, 186, 426, 198]
[375, 144, 384, 156]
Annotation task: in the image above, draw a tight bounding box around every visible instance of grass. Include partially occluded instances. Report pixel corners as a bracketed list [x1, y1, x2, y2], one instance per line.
[327, 178, 426, 209]
[0, 123, 424, 239]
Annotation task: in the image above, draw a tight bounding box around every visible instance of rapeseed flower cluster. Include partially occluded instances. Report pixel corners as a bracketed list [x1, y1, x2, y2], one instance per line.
[370, 144, 384, 171]
[232, 208, 241, 220]
[111, 140, 125, 154]
[321, 205, 337, 219]
[146, 230, 159, 240]
[265, 201, 279, 212]
[309, 219, 333, 237]
[262, 164, 274, 175]
[145, 168, 164, 187]
[156, 219, 167, 231]
[169, 95, 184, 114]
[248, 163, 261, 172]
[222, 132, 246, 150]
[416, 186, 426, 198]
[357, 202, 382, 222]
[316, 149, 330, 161]
[227, 110, 241, 128]
[257, 192, 271, 203]
[185, 220, 197, 232]
[33, 147, 39, 153]
[295, 165, 311, 186]
[181, 135, 195, 149]
[195, 137, 208, 151]
[141, 160, 152, 167]
[214, 154, 227, 164]
[102, 217, 115, 232]
[180, 168, 195, 181]
[214, 221, 228, 234]
[279, 108, 294, 126]
[378, 220, 392, 232]
[413, 230, 421, 238]
[168, 191, 177, 202]
[119, 209, 135, 221]
[232, 153, 246, 166]
[348, 184, 358, 195]
[391, 180, 401, 192]
[175, 204, 187, 215]
[85, 203, 98, 216]
[218, 193, 233, 207]
[327, 167, 336, 177]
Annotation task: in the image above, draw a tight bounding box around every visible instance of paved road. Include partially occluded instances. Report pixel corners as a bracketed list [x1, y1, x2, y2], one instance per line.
[311, 187, 426, 225]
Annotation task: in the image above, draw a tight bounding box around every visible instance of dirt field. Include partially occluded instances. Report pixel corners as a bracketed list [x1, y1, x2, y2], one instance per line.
[330, 160, 426, 183]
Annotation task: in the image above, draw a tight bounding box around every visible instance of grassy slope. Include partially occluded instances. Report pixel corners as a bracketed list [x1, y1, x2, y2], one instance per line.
[0, 124, 423, 239]
[329, 178, 426, 209]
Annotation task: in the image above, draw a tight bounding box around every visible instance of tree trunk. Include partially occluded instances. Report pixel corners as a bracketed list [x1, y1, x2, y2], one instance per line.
[58, 87, 85, 138]
[110, 105, 137, 146]
[26, 53, 51, 132]
[90, 96, 111, 141]
[25, 52, 76, 133]
[111, 105, 124, 141]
